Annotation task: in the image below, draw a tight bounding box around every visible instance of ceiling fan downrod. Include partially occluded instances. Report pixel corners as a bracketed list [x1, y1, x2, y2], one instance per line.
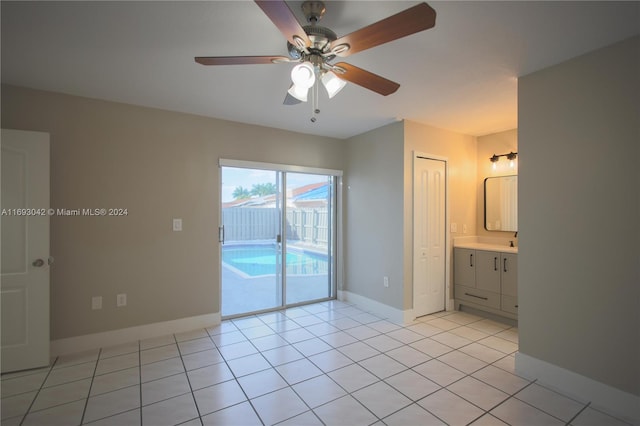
[301, 1, 326, 24]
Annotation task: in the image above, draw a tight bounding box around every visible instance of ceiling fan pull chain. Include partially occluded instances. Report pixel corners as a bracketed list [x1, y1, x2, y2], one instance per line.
[311, 70, 320, 122]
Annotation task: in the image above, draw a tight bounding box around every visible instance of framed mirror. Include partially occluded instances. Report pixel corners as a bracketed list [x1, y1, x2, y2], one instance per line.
[484, 175, 517, 232]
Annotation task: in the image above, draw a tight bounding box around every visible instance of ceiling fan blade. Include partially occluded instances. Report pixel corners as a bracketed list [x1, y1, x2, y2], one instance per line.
[195, 56, 291, 65]
[334, 62, 400, 96]
[330, 3, 436, 57]
[255, 0, 311, 48]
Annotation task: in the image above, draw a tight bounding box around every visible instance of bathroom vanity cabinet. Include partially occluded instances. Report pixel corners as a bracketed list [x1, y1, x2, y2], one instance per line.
[454, 247, 518, 319]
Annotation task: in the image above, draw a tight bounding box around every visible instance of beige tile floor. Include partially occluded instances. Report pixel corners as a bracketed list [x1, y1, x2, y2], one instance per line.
[0, 301, 632, 425]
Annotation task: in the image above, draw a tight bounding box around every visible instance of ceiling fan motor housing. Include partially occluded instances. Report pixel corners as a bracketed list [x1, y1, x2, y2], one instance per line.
[285, 0, 336, 62]
[288, 25, 337, 61]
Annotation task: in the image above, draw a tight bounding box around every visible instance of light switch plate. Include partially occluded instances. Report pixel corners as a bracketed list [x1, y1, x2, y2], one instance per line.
[92, 296, 102, 310]
[117, 293, 127, 307]
[173, 218, 182, 232]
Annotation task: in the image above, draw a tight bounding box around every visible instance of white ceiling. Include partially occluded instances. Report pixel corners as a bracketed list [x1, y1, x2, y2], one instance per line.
[2, 1, 638, 139]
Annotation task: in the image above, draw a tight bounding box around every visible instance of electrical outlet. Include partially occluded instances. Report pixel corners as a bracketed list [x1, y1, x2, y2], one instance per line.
[383, 276, 389, 287]
[451, 223, 457, 233]
[463, 224, 468, 234]
[117, 293, 127, 307]
[173, 218, 182, 232]
[92, 296, 102, 310]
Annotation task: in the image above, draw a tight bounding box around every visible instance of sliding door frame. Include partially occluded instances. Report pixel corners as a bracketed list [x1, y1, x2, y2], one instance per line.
[219, 158, 342, 319]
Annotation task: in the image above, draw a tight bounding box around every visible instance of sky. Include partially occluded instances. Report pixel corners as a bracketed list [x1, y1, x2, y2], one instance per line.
[220, 166, 330, 202]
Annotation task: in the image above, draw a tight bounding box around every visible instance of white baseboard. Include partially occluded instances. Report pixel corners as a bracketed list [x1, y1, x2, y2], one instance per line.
[515, 352, 640, 424]
[51, 312, 221, 356]
[338, 290, 414, 324]
[447, 298, 455, 311]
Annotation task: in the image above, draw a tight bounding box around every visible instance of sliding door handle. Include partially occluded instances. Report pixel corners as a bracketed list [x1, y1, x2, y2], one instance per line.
[218, 226, 225, 244]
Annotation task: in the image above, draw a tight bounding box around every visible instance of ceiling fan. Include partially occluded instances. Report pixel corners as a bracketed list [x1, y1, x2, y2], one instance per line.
[195, 1, 436, 120]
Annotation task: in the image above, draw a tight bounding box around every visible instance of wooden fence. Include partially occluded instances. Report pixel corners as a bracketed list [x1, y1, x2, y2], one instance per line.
[222, 208, 329, 245]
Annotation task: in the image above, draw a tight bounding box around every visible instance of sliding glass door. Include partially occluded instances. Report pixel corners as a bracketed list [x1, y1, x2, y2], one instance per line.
[220, 162, 338, 318]
[220, 167, 282, 316]
[284, 173, 333, 305]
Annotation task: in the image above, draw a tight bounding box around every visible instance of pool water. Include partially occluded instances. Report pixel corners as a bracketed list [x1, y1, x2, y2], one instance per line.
[222, 245, 328, 277]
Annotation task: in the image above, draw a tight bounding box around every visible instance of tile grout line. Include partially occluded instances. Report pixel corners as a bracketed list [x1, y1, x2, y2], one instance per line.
[205, 321, 267, 425]
[247, 303, 380, 424]
[280, 311, 385, 425]
[308, 309, 518, 425]
[291, 306, 411, 423]
[10, 303, 633, 426]
[172, 332, 204, 426]
[193, 306, 493, 426]
[234, 312, 322, 426]
[138, 340, 143, 426]
[566, 402, 591, 426]
[193, 307, 512, 421]
[9, 303, 527, 426]
[18, 356, 58, 426]
[78, 348, 101, 425]
[510, 379, 594, 425]
[185, 309, 510, 426]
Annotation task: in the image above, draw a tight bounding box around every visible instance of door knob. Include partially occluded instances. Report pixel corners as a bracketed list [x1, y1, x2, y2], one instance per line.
[32, 259, 45, 267]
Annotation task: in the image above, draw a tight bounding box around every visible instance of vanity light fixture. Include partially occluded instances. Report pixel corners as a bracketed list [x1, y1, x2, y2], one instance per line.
[489, 152, 518, 170]
[490, 154, 500, 170]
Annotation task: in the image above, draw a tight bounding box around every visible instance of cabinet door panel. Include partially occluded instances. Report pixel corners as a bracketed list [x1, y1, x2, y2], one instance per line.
[501, 253, 518, 297]
[475, 251, 501, 293]
[501, 295, 518, 314]
[454, 248, 475, 287]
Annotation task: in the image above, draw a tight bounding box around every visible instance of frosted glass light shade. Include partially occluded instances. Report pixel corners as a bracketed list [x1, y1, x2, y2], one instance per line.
[321, 71, 347, 98]
[288, 84, 309, 102]
[291, 62, 315, 88]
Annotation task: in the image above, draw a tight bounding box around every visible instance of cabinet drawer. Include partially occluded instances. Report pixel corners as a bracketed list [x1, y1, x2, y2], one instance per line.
[501, 295, 518, 314]
[455, 285, 500, 309]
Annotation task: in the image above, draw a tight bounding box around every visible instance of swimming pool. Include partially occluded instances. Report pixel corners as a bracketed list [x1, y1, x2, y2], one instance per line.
[222, 244, 329, 277]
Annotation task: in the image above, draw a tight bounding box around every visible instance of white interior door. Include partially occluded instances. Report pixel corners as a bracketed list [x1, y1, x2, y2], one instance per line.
[1, 129, 51, 373]
[413, 156, 446, 317]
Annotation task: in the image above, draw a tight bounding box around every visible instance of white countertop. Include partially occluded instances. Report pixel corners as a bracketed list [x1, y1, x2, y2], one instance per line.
[453, 236, 518, 253]
[454, 242, 518, 253]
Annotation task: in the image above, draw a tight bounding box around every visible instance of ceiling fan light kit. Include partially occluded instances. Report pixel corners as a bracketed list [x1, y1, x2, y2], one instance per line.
[195, 0, 436, 122]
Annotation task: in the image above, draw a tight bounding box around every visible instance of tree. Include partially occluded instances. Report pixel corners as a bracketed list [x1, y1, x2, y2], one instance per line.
[232, 186, 251, 199]
[251, 182, 276, 197]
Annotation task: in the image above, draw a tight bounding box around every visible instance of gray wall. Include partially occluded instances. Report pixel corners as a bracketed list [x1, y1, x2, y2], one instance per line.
[1, 85, 345, 340]
[343, 120, 477, 312]
[343, 121, 406, 310]
[518, 36, 639, 395]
